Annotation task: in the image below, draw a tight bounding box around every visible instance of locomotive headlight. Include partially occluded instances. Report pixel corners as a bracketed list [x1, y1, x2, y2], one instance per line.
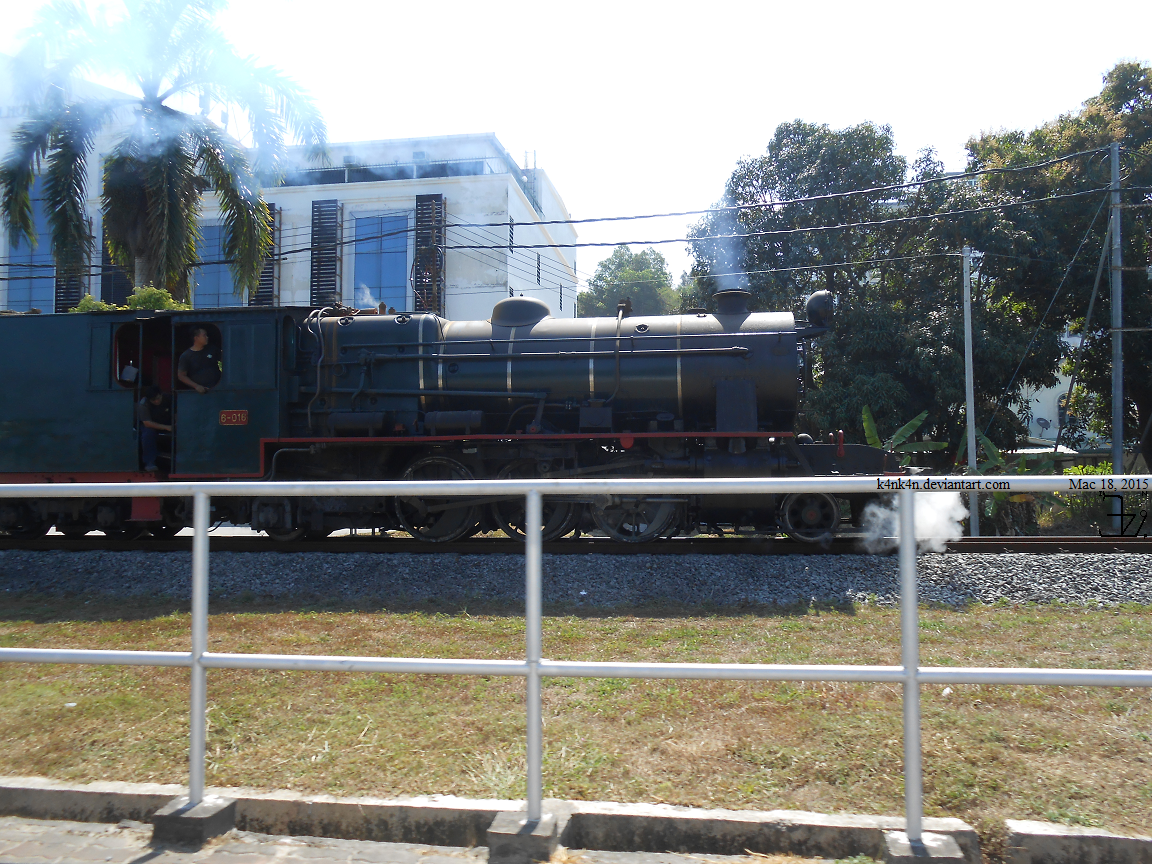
[805, 290, 834, 328]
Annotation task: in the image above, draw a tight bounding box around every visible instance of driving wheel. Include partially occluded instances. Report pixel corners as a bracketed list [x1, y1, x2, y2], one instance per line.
[490, 459, 582, 542]
[591, 497, 677, 543]
[394, 456, 481, 543]
[779, 492, 841, 543]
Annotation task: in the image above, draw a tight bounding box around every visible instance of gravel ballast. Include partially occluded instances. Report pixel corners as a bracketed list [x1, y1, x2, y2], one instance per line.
[2, 549, 1150, 607]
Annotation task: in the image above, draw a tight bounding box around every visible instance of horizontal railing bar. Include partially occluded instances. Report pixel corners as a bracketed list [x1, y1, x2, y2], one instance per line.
[919, 667, 1152, 687]
[0, 475, 1147, 498]
[201, 653, 529, 675]
[539, 660, 906, 682]
[0, 648, 192, 666]
[4, 649, 1148, 687]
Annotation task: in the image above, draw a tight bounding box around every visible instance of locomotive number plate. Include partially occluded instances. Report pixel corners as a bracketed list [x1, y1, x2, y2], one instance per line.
[219, 410, 248, 426]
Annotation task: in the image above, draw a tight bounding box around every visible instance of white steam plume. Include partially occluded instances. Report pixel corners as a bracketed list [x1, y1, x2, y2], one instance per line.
[861, 492, 968, 554]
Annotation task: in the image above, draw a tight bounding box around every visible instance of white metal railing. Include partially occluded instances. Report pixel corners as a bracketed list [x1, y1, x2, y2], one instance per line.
[2, 475, 1150, 843]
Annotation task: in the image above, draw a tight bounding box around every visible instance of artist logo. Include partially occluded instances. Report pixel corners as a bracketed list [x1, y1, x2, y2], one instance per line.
[219, 409, 248, 426]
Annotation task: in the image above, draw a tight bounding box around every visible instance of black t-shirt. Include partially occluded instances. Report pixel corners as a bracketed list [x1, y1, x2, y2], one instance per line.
[136, 395, 171, 426]
[178, 346, 221, 388]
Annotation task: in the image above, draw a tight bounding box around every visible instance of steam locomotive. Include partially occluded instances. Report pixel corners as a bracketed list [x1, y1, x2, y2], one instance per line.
[0, 287, 892, 543]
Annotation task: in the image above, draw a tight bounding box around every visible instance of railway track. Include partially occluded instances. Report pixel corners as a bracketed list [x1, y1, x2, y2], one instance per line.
[1, 533, 1149, 555]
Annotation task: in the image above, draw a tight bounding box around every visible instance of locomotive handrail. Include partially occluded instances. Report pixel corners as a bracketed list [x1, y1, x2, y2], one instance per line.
[317, 347, 752, 364]
[299, 386, 551, 399]
[1, 478, 1149, 847]
[332, 330, 791, 350]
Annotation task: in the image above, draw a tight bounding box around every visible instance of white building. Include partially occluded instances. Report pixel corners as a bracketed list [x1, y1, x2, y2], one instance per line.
[199, 133, 578, 320]
[1016, 331, 1118, 450]
[0, 56, 577, 321]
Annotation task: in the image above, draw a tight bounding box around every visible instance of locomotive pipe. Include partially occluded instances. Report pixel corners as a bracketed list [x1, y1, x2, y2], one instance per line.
[606, 303, 626, 404]
[299, 386, 550, 399]
[305, 307, 333, 430]
[336, 347, 752, 363]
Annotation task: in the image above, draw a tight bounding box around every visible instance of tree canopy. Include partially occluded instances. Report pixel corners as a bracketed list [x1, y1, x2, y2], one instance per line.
[578, 245, 677, 317]
[688, 120, 1076, 457]
[967, 62, 1152, 457]
[1, 0, 327, 300]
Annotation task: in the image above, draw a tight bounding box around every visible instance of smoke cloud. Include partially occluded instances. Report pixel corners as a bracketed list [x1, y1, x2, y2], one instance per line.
[861, 491, 968, 553]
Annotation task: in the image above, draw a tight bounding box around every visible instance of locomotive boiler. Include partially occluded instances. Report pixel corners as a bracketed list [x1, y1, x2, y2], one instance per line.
[0, 288, 891, 543]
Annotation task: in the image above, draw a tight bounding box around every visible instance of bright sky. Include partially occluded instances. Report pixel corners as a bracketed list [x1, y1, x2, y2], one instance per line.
[2, 0, 1151, 285]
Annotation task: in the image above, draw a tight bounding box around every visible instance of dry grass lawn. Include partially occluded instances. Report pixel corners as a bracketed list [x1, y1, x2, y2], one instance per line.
[2, 595, 1150, 854]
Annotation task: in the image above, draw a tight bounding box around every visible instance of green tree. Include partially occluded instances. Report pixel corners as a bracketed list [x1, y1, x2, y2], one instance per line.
[578, 245, 677, 316]
[689, 121, 1064, 457]
[1, 0, 327, 301]
[967, 62, 1152, 460]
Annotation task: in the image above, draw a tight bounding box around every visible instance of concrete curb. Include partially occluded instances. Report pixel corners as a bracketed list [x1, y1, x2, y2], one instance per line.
[0, 775, 981, 861]
[1005, 819, 1152, 864]
[558, 801, 979, 862]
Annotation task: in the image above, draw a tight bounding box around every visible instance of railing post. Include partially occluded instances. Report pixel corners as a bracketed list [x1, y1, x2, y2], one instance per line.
[899, 489, 922, 842]
[189, 490, 210, 805]
[524, 490, 543, 823]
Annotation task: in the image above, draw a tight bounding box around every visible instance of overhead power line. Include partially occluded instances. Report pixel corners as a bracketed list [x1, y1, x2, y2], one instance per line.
[441, 147, 1112, 230]
[982, 192, 1111, 437]
[442, 188, 1110, 251]
[0, 186, 1110, 283]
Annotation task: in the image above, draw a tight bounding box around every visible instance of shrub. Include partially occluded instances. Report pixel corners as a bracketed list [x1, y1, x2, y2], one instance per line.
[69, 286, 191, 313]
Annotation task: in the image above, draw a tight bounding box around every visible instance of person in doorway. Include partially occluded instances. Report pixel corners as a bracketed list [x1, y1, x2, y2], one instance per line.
[137, 385, 172, 472]
[177, 326, 221, 393]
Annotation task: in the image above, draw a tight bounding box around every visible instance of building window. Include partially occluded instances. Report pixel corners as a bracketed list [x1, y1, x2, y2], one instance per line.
[6, 179, 55, 312]
[354, 212, 408, 311]
[193, 224, 243, 308]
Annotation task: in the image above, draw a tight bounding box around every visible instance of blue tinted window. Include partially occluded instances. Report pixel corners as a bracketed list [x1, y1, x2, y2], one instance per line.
[193, 224, 242, 308]
[6, 179, 55, 312]
[354, 214, 407, 311]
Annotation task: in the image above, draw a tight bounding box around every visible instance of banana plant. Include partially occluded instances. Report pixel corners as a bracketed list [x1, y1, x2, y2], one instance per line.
[861, 406, 948, 467]
[955, 431, 1058, 519]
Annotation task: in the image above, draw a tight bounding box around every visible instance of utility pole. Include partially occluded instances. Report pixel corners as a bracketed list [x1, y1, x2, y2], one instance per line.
[1110, 142, 1124, 530]
[963, 246, 979, 537]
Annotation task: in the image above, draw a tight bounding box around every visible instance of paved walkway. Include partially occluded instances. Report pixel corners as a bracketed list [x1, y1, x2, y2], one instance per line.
[0, 817, 823, 864]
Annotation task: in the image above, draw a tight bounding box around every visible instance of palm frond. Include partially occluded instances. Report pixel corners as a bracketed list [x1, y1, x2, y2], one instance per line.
[181, 51, 329, 176]
[44, 101, 115, 276]
[190, 116, 270, 296]
[0, 107, 64, 248]
[16, 0, 101, 101]
[248, 62, 328, 164]
[122, 105, 204, 290]
[102, 133, 148, 283]
[143, 134, 202, 290]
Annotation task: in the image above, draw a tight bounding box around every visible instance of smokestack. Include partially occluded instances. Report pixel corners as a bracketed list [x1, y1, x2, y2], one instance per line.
[713, 288, 751, 315]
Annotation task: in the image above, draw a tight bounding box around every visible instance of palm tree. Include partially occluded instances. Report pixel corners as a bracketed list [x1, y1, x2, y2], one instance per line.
[1, 0, 326, 300]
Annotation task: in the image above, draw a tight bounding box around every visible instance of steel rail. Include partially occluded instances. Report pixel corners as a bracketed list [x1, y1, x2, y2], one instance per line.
[2, 534, 1150, 554]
